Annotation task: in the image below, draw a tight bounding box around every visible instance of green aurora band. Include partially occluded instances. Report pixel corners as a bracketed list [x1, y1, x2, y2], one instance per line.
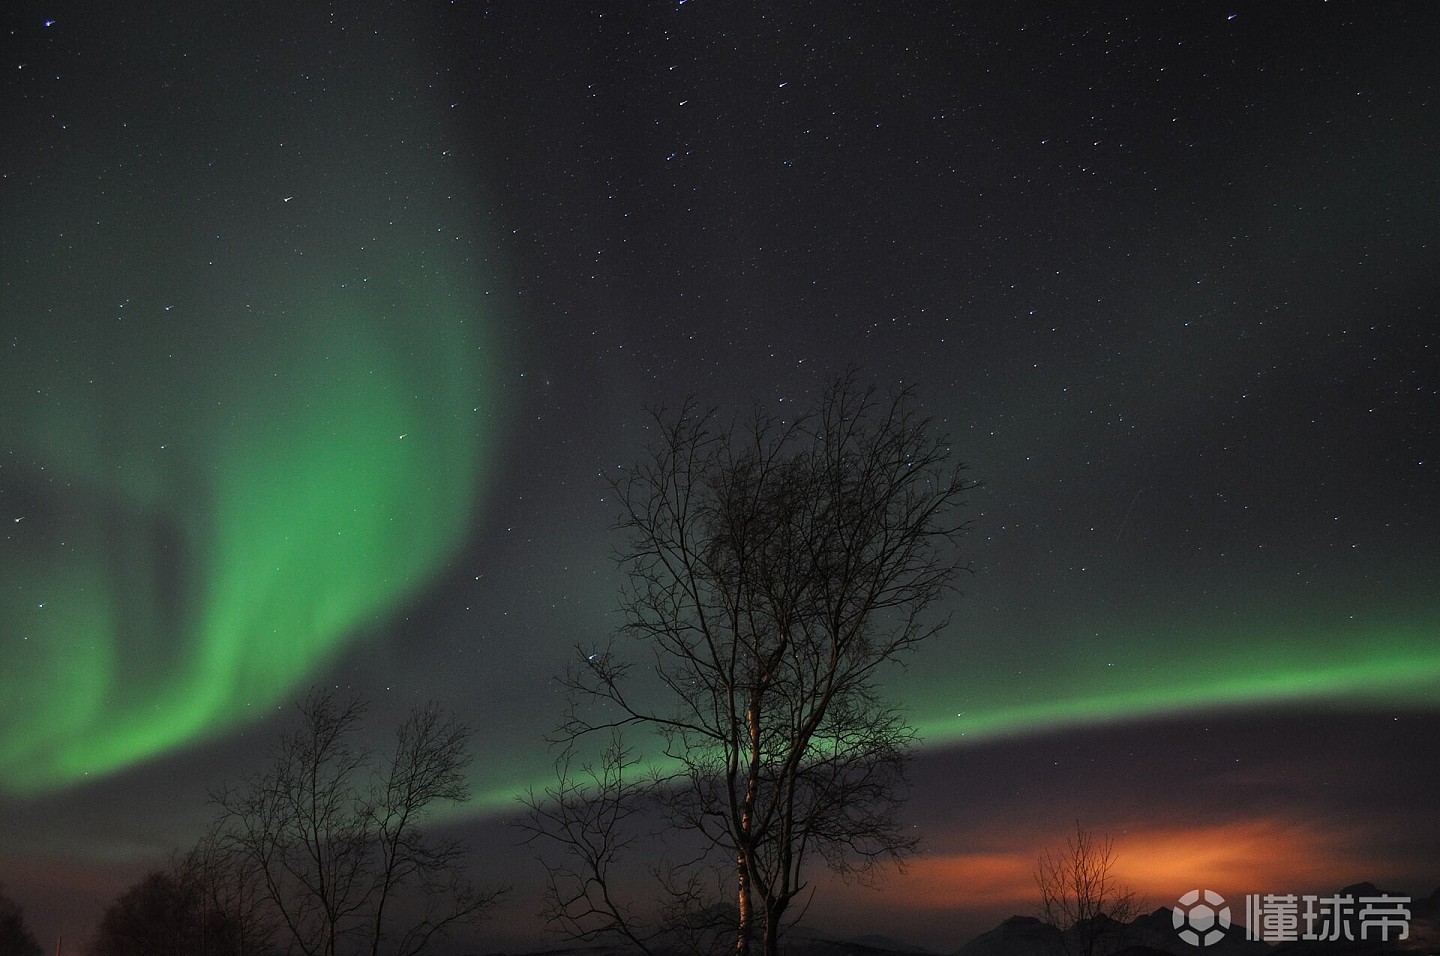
[913, 613, 1440, 745]
[449, 608, 1440, 817]
[0, 269, 499, 797]
[0, 6, 504, 796]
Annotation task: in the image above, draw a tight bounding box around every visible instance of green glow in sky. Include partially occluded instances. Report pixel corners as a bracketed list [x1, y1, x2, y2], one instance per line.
[0, 268, 499, 796]
[444, 609, 1440, 818]
[0, 6, 504, 794]
[914, 611, 1440, 745]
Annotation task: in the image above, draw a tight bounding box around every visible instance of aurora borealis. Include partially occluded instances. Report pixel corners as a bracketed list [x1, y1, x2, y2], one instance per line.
[0, 2, 504, 794]
[923, 609, 1440, 744]
[3, 1, 1438, 952]
[0, 270, 498, 794]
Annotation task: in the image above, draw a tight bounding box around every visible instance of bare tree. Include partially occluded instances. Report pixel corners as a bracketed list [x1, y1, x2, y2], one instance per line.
[89, 836, 276, 956]
[1036, 823, 1142, 956]
[520, 734, 668, 950]
[525, 376, 974, 956]
[175, 826, 281, 956]
[92, 870, 194, 956]
[212, 690, 502, 956]
[91, 866, 274, 956]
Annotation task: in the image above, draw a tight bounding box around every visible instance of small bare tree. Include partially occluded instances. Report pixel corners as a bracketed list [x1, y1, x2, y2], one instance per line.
[525, 376, 975, 956]
[212, 690, 502, 956]
[1036, 823, 1141, 956]
[174, 830, 280, 956]
[520, 733, 669, 950]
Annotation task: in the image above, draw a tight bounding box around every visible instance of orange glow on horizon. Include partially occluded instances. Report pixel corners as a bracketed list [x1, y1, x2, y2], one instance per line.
[835, 816, 1380, 916]
[1112, 819, 1366, 898]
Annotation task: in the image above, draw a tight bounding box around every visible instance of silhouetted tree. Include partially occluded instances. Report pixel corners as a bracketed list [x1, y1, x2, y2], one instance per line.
[524, 376, 974, 956]
[94, 870, 210, 956]
[212, 690, 502, 956]
[0, 884, 43, 956]
[90, 848, 276, 956]
[1036, 823, 1141, 956]
[175, 828, 281, 956]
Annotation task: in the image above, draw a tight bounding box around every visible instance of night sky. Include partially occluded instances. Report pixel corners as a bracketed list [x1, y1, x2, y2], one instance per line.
[2, 2, 1437, 952]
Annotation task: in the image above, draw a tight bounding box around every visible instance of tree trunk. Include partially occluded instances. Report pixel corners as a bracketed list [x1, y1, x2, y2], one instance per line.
[736, 851, 751, 956]
[763, 908, 782, 956]
[737, 689, 764, 956]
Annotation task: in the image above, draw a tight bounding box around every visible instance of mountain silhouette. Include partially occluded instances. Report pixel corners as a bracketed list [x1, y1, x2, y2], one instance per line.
[952, 882, 1437, 956]
[470, 883, 1438, 956]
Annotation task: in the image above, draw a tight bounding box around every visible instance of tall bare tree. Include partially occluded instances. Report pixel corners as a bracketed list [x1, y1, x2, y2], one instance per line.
[175, 823, 282, 956]
[525, 376, 974, 956]
[212, 690, 502, 956]
[91, 866, 272, 956]
[1036, 823, 1142, 956]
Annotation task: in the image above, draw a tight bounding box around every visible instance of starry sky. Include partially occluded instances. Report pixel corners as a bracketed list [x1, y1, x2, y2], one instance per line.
[2, 1, 1437, 952]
